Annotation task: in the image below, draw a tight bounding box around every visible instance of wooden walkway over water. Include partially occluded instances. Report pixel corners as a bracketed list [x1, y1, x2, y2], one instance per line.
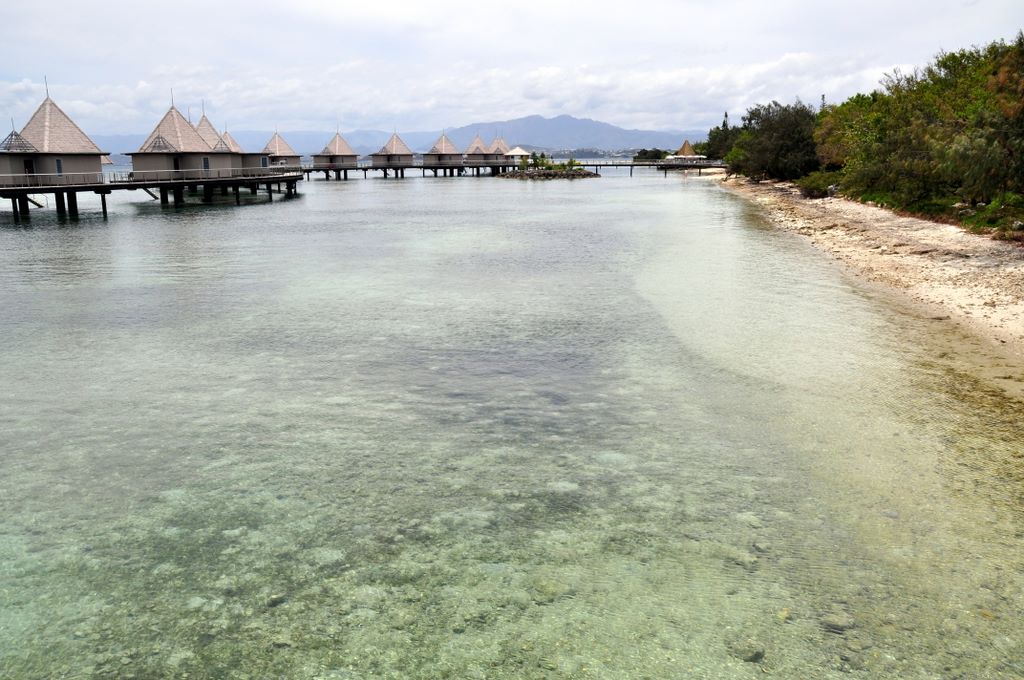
[303, 158, 728, 180]
[2, 158, 728, 221]
[1, 166, 304, 222]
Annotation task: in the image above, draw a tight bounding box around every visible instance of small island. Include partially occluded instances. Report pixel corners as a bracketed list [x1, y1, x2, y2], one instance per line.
[500, 154, 599, 179]
[501, 167, 598, 180]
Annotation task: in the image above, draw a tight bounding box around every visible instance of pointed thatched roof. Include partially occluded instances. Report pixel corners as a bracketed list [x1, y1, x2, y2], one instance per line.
[487, 137, 510, 155]
[372, 133, 413, 156]
[676, 139, 697, 156]
[263, 132, 298, 157]
[221, 131, 244, 153]
[427, 133, 460, 155]
[319, 132, 357, 156]
[138, 107, 212, 153]
[194, 114, 223, 149]
[20, 97, 104, 154]
[0, 130, 38, 152]
[464, 134, 488, 155]
[506, 146, 530, 157]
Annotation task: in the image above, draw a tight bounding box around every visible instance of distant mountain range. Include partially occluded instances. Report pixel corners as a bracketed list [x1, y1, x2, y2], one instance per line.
[93, 115, 706, 156]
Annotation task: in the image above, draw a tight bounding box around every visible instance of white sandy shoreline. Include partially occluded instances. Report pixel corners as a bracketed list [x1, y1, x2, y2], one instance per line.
[699, 175, 1024, 402]
[714, 178, 1024, 359]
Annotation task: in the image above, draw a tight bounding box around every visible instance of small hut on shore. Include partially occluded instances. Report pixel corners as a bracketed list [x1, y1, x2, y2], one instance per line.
[422, 133, 462, 167]
[370, 133, 414, 169]
[463, 134, 488, 165]
[312, 133, 358, 169]
[669, 139, 704, 159]
[506, 146, 530, 166]
[130, 106, 228, 176]
[0, 97, 107, 185]
[261, 132, 300, 167]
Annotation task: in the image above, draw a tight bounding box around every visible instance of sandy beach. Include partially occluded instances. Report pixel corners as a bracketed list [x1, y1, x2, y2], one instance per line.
[717, 177, 1024, 363]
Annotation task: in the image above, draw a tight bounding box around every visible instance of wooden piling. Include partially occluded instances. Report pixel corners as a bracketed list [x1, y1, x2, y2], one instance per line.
[55, 191, 67, 217]
[66, 192, 79, 219]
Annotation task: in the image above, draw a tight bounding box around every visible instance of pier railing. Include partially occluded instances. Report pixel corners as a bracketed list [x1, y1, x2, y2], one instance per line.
[0, 166, 304, 189]
[307, 162, 360, 171]
[299, 158, 727, 172]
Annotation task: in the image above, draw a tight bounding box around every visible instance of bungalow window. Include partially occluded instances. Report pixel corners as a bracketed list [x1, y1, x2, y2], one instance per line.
[55, 158, 63, 176]
[202, 157, 210, 171]
[260, 157, 268, 168]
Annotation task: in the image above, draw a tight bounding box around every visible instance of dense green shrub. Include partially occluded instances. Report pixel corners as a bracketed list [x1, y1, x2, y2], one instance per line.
[795, 170, 844, 198]
[724, 100, 820, 180]
[706, 32, 1024, 235]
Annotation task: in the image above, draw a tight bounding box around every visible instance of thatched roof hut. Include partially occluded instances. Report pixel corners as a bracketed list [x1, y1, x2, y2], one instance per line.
[136, 106, 211, 154]
[262, 132, 300, 166]
[672, 139, 704, 158]
[129, 106, 242, 174]
[464, 134, 488, 163]
[422, 133, 462, 166]
[370, 133, 414, 168]
[312, 132, 359, 168]
[0, 96, 107, 181]
[486, 136, 510, 163]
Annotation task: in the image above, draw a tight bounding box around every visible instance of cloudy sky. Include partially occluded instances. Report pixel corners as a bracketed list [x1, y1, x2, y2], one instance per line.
[1, 1, 1021, 135]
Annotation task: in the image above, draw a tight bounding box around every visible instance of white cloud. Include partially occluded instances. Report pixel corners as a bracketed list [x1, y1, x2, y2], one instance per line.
[1, 1, 1021, 135]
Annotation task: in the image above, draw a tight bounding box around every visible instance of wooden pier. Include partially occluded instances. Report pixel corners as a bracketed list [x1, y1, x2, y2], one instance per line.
[302, 157, 726, 180]
[303, 159, 518, 181]
[3, 158, 728, 221]
[1, 166, 303, 222]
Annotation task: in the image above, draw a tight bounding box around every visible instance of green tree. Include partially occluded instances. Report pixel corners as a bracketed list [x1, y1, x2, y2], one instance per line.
[816, 33, 1024, 213]
[704, 112, 743, 159]
[727, 100, 819, 180]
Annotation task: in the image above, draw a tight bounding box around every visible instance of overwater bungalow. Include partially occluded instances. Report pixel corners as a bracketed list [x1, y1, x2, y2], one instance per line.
[422, 133, 462, 167]
[312, 133, 359, 169]
[463, 134, 489, 165]
[485, 136, 511, 164]
[129, 106, 231, 177]
[370, 133, 414, 176]
[261, 132, 300, 167]
[0, 96, 107, 186]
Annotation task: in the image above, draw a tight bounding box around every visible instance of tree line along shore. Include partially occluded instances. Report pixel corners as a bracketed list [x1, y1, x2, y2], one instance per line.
[694, 33, 1024, 240]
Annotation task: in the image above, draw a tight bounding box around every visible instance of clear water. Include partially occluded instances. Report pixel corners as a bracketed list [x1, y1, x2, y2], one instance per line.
[1, 173, 1022, 679]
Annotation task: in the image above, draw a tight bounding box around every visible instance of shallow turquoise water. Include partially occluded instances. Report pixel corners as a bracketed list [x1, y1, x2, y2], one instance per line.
[1, 173, 1022, 678]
